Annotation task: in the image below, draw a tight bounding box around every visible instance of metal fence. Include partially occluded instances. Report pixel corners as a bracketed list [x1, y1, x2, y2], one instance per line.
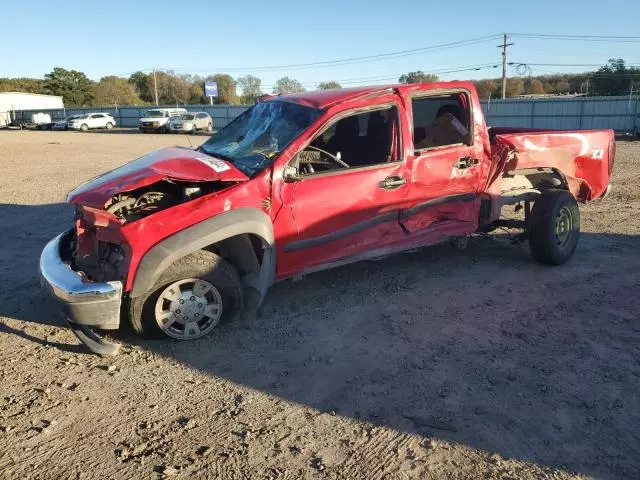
[10, 105, 250, 129]
[481, 95, 640, 131]
[7, 95, 640, 132]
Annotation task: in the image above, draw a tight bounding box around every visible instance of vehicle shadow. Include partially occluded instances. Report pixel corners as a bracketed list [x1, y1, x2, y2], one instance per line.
[1, 202, 639, 479]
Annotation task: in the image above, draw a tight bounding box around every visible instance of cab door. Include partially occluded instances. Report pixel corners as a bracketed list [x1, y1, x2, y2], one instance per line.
[274, 104, 409, 278]
[399, 89, 487, 234]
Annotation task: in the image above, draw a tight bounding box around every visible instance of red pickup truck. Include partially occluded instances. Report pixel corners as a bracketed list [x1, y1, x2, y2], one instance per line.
[39, 82, 615, 354]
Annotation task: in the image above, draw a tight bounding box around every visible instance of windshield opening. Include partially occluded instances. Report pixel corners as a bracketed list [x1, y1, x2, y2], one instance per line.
[146, 110, 164, 118]
[74, 114, 89, 119]
[200, 101, 322, 177]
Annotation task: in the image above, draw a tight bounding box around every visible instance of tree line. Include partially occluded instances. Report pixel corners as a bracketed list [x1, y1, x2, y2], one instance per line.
[0, 59, 637, 107]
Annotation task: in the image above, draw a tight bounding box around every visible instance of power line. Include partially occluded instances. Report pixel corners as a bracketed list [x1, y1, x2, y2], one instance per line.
[510, 33, 640, 43]
[155, 34, 503, 73]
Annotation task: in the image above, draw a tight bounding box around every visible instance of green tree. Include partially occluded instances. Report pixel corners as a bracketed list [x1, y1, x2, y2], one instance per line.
[398, 71, 439, 84]
[237, 75, 262, 103]
[92, 76, 141, 106]
[317, 81, 342, 90]
[505, 78, 524, 98]
[44, 67, 95, 106]
[472, 79, 499, 99]
[204, 74, 238, 104]
[524, 78, 545, 95]
[273, 77, 305, 95]
[128, 71, 152, 102]
[0, 77, 47, 94]
[591, 59, 640, 96]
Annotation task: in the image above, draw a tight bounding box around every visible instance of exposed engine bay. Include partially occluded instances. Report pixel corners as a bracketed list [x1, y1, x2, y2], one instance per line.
[104, 179, 233, 222]
[72, 179, 236, 282]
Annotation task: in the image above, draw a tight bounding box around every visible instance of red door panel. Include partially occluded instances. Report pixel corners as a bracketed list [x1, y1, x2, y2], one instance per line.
[401, 144, 483, 233]
[274, 163, 407, 278]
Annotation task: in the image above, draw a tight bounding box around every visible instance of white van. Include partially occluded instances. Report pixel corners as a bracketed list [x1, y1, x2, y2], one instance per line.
[138, 108, 187, 132]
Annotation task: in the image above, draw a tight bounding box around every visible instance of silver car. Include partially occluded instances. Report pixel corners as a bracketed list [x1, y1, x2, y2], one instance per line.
[168, 112, 213, 134]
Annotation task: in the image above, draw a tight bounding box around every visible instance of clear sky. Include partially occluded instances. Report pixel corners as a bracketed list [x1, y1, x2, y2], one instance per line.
[2, 0, 639, 91]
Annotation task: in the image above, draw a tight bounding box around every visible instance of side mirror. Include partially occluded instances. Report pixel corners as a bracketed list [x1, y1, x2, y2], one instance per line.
[283, 165, 301, 182]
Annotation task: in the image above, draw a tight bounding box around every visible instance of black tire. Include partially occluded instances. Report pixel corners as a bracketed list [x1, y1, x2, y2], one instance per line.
[191, 124, 197, 135]
[129, 250, 244, 339]
[528, 189, 580, 265]
[80, 123, 88, 132]
[206, 122, 213, 133]
[106, 122, 114, 130]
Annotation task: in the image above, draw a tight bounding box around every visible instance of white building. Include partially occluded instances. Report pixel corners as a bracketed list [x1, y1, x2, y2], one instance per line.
[0, 92, 64, 127]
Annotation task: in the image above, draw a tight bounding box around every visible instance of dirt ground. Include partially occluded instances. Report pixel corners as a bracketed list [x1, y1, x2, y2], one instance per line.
[0, 130, 639, 480]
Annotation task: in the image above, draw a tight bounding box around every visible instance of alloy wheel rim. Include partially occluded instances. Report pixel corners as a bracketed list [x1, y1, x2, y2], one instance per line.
[154, 278, 223, 340]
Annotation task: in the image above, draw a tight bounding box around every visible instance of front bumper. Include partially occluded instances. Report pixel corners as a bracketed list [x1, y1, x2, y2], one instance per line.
[139, 124, 164, 131]
[39, 230, 122, 330]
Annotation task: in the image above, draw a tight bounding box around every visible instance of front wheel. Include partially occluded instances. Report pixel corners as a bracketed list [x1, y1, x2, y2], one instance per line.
[206, 122, 213, 133]
[80, 123, 89, 132]
[129, 250, 244, 340]
[528, 189, 580, 265]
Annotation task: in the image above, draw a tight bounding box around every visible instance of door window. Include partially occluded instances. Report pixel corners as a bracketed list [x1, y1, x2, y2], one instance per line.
[412, 94, 471, 150]
[295, 106, 400, 176]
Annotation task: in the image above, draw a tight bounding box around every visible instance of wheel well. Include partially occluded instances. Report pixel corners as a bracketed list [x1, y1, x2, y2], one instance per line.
[523, 169, 568, 191]
[204, 233, 265, 279]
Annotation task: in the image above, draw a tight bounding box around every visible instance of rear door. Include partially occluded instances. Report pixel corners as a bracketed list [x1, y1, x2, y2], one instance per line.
[89, 114, 105, 128]
[400, 89, 486, 234]
[275, 103, 409, 277]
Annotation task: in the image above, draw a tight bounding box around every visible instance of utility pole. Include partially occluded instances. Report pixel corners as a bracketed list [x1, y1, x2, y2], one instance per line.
[153, 69, 159, 106]
[498, 34, 514, 99]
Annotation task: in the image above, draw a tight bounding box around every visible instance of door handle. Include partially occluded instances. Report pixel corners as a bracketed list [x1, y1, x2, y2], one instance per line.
[453, 157, 479, 169]
[379, 176, 407, 190]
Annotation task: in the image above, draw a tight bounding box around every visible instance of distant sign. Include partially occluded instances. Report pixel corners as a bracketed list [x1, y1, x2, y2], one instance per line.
[204, 81, 218, 97]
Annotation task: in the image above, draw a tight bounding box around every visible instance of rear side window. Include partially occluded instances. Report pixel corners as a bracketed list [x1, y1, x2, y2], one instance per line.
[412, 93, 471, 150]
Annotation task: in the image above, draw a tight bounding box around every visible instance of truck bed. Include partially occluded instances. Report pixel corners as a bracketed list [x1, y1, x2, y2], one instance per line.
[488, 128, 615, 201]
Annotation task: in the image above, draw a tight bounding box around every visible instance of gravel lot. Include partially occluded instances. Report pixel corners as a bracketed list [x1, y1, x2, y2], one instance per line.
[0, 130, 639, 480]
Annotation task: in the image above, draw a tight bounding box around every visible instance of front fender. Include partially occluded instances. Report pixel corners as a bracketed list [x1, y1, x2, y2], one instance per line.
[130, 207, 275, 304]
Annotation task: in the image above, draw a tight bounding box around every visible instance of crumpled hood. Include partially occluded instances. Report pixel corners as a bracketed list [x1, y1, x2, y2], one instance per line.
[67, 146, 249, 208]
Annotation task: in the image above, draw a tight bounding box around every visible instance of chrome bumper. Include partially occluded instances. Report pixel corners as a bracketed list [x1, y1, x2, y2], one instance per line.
[39, 231, 122, 330]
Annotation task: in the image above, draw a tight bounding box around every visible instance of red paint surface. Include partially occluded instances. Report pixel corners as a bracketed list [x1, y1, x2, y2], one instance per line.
[67, 82, 615, 291]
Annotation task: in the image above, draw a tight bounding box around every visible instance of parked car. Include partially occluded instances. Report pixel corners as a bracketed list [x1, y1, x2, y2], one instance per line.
[138, 108, 187, 132]
[68, 113, 116, 131]
[40, 81, 615, 355]
[168, 112, 213, 134]
[20, 112, 54, 130]
[53, 114, 83, 130]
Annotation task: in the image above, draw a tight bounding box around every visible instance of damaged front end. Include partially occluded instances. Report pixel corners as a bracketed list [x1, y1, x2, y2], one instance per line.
[40, 147, 251, 354]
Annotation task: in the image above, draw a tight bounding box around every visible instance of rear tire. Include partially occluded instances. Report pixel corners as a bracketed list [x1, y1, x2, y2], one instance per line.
[528, 189, 580, 265]
[106, 122, 114, 130]
[129, 250, 244, 339]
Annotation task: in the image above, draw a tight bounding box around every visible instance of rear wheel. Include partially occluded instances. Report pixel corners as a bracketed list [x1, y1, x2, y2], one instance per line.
[206, 122, 213, 133]
[528, 189, 580, 265]
[129, 250, 244, 339]
[105, 122, 114, 130]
